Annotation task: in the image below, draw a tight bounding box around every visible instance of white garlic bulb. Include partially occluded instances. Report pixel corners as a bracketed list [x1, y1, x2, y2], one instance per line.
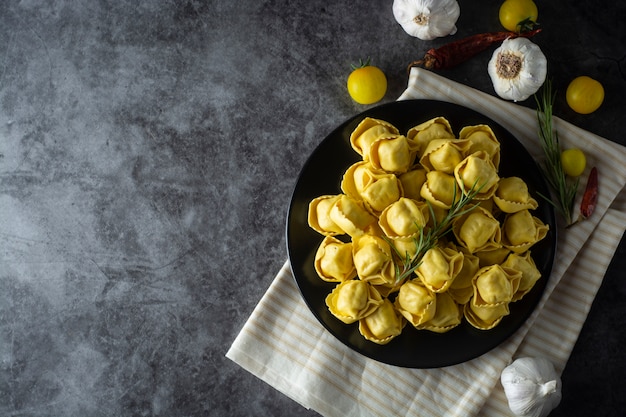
[392, 0, 460, 41]
[501, 357, 562, 417]
[487, 37, 547, 102]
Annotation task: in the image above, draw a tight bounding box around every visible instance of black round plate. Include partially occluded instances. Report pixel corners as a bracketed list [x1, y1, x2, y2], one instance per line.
[286, 99, 556, 368]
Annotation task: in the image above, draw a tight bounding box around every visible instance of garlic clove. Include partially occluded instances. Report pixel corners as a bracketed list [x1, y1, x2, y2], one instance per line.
[487, 37, 547, 102]
[392, 0, 460, 41]
[501, 357, 562, 417]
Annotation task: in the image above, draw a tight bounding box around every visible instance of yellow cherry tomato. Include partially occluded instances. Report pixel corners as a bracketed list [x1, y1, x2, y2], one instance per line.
[566, 76, 605, 114]
[561, 148, 587, 177]
[499, 0, 538, 32]
[347, 63, 387, 105]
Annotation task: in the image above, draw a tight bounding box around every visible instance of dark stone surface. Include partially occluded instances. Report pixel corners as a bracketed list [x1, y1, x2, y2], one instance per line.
[0, 1, 624, 416]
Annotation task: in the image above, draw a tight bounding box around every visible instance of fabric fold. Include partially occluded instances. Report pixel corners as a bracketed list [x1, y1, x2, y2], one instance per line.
[227, 68, 626, 417]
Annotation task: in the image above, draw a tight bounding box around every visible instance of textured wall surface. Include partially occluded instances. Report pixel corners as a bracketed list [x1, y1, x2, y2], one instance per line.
[1, 1, 624, 416]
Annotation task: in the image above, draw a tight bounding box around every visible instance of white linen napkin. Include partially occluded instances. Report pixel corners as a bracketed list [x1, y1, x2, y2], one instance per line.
[227, 68, 626, 417]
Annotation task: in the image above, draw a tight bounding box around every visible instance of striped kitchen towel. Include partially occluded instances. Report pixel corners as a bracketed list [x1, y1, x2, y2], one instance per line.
[226, 68, 626, 417]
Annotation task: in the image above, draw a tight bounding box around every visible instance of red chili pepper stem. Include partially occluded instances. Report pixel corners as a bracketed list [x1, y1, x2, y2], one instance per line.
[407, 29, 542, 73]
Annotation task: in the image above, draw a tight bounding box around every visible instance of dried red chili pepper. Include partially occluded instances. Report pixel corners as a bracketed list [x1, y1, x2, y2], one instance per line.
[407, 29, 542, 72]
[579, 167, 598, 219]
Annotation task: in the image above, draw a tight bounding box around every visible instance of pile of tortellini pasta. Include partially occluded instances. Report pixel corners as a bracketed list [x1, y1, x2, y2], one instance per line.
[307, 116, 549, 345]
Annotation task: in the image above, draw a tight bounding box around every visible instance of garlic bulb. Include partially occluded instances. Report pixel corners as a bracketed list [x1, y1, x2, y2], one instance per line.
[501, 357, 562, 417]
[487, 37, 547, 102]
[392, 0, 460, 41]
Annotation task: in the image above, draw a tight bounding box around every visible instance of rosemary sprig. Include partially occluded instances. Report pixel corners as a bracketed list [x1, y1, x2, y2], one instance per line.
[388, 180, 484, 283]
[534, 80, 579, 225]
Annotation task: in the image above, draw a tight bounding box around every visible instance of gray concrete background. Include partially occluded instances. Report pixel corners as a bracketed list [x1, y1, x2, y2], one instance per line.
[1, 1, 624, 416]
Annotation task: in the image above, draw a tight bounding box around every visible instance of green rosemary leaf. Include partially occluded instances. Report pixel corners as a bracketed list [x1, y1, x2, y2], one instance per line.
[534, 80, 579, 225]
[389, 180, 485, 283]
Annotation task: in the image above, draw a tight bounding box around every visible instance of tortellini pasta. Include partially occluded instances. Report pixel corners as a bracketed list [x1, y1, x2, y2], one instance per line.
[394, 280, 436, 327]
[464, 301, 510, 330]
[501, 251, 542, 301]
[341, 161, 404, 215]
[307, 115, 550, 344]
[398, 166, 427, 200]
[378, 197, 430, 239]
[407, 116, 455, 155]
[326, 280, 383, 324]
[459, 124, 501, 168]
[358, 298, 405, 344]
[329, 194, 379, 238]
[368, 133, 414, 174]
[314, 236, 357, 282]
[420, 170, 461, 209]
[415, 246, 464, 293]
[494, 176, 539, 213]
[418, 292, 462, 333]
[308, 195, 345, 236]
[448, 246, 480, 305]
[349, 117, 399, 159]
[472, 264, 522, 307]
[420, 138, 471, 174]
[454, 151, 500, 200]
[352, 235, 396, 286]
[502, 209, 549, 253]
[452, 205, 502, 253]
